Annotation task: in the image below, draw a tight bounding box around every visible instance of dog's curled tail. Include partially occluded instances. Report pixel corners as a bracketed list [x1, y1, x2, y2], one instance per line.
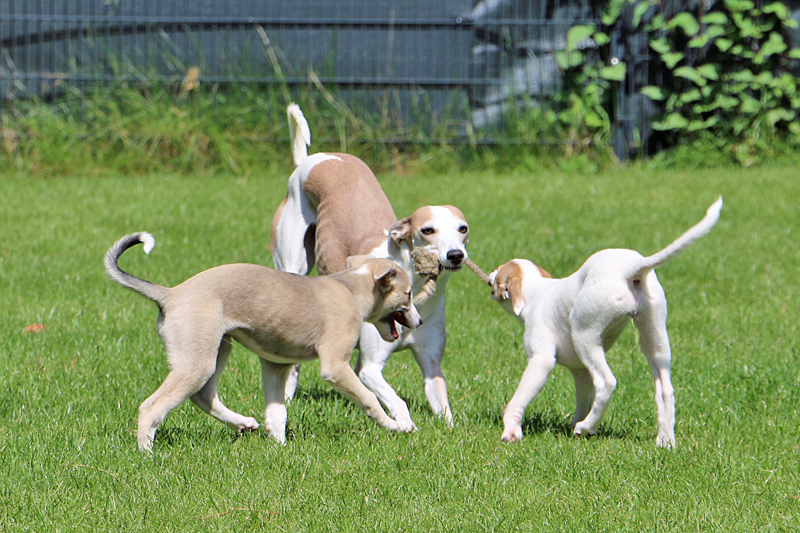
[104, 232, 169, 304]
[631, 196, 723, 278]
[287, 103, 311, 167]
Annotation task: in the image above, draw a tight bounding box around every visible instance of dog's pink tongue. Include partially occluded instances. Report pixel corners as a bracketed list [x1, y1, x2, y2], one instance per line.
[390, 319, 399, 340]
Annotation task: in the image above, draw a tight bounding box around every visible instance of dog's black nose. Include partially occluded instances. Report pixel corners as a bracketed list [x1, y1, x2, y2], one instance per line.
[447, 250, 464, 265]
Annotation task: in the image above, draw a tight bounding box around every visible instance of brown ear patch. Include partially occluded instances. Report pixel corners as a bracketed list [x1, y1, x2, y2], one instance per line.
[389, 217, 412, 246]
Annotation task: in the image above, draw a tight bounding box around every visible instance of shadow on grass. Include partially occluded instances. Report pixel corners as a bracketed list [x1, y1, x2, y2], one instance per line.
[481, 408, 638, 443]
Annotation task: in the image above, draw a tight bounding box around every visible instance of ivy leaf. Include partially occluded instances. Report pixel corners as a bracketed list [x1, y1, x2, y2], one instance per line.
[652, 112, 689, 131]
[716, 38, 734, 52]
[602, 0, 626, 26]
[697, 64, 720, 81]
[701, 12, 729, 25]
[668, 12, 700, 37]
[567, 24, 596, 51]
[674, 66, 706, 86]
[687, 116, 720, 132]
[600, 62, 627, 81]
[688, 25, 728, 48]
[650, 38, 672, 55]
[555, 50, 584, 70]
[789, 48, 800, 59]
[680, 88, 702, 103]
[765, 108, 795, 127]
[724, 0, 755, 12]
[739, 95, 761, 114]
[661, 52, 685, 69]
[759, 32, 787, 58]
[593, 31, 610, 47]
[762, 1, 790, 21]
[730, 69, 755, 82]
[641, 86, 666, 101]
[632, 1, 650, 30]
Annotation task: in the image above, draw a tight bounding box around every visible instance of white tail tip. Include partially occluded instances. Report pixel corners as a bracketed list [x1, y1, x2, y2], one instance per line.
[141, 233, 156, 254]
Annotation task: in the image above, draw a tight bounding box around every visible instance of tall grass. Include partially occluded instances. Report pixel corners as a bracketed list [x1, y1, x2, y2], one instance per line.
[1, 163, 798, 531]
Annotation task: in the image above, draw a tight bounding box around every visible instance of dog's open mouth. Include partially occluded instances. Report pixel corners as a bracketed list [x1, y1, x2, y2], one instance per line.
[381, 311, 411, 340]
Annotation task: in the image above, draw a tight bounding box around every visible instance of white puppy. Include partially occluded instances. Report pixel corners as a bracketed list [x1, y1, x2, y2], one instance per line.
[489, 198, 722, 448]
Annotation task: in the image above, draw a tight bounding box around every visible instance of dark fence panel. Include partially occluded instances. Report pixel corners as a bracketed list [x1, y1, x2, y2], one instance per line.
[1, 0, 648, 157]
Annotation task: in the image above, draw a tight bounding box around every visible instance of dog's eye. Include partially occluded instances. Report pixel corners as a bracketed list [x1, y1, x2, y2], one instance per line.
[458, 225, 469, 234]
[420, 227, 435, 236]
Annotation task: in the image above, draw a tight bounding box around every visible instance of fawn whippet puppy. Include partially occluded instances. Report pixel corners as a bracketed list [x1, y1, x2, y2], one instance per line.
[105, 232, 421, 451]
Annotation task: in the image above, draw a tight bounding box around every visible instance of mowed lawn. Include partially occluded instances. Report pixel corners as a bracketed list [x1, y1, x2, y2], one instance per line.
[1, 164, 798, 531]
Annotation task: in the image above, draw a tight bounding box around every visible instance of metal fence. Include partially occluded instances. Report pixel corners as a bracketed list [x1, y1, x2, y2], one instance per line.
[1, 0, 654, 158]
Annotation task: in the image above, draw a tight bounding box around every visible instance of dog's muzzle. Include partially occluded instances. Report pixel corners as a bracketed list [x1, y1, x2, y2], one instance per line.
[444, 249, 465, 270]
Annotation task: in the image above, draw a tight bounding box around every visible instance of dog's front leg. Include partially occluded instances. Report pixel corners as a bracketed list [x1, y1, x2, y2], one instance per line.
[319, 350, 405, 433]
[502, 342, 558, 442]
[410, 326, 452, 427]
[355, 324, 416, 431]
[260, 359, 293, 444]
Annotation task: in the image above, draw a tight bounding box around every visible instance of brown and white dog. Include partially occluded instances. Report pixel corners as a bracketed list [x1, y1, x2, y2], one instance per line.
[270, 104, 470, 431]
[489, 198, 722, 448]
[105, 232, 421, 451]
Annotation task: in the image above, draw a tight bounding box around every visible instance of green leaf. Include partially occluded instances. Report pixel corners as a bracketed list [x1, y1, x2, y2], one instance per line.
[755, 71, 774, 85]
[739, 95, 761, 114]
[668, 12, 700, 36]
[696, 64, 720, 81]
[759, 32, 787, 58]
[730, 69, 755, 82]
[650, 37, 671, 55]
[715, 38, 734, 52]
[602, 0, 627, 26]
[789, 48, 800, 59]
[661, 52, 685, 69]
[765, 108, 795, 127]
[600, 62, 627, 81]
[640, 86, 666, 101]
[675, 66, 705, 85]
[724, 0, 754, 12]
[555, 50, 584, 70]
[701, 12, 729, 25]
[680, 88, 702, 103]
[763, 1, 790, 21]
[652, 112, 689, 131]
[688, 26, 728, 48]
[567, 24, 596, 50]
[593, 31, 611, 47]
[632, 1, 650, 30]
[687, 115, 719, 132]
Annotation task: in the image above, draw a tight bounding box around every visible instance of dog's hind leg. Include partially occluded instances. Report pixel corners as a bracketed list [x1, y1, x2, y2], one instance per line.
[138, 361, 217, 452]
[190, 335, 260, 434]
[568, 366, 595, 429]
[634, 279, 675, 448]
[260, 359, 293, 444]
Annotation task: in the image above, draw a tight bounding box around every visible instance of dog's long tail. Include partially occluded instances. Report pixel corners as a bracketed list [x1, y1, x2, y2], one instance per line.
[629, 196, 723, 279]
[104, 232, 169, 304]
[287, 103, 311, 167]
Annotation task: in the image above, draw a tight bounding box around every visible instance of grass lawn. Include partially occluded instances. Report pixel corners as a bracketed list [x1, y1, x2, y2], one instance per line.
[1, 163, 798, 531]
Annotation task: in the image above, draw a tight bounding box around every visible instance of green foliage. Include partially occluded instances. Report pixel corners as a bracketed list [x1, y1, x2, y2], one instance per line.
[638, 0, 800, 165]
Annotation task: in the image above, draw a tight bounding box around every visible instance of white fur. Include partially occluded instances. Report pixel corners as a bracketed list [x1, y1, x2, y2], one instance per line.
[491, 197, 722, 448]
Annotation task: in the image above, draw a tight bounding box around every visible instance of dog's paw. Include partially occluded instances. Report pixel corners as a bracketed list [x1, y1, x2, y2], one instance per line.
[655, 434, 675, 449]
[501, 425, 522, 443]
[393, 416, 417, 433]
[572, 422, 597, 437]
[231, 417, 260, 433]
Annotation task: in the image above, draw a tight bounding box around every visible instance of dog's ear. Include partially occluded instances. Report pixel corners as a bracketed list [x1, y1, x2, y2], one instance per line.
[347, 255, 375, 269]
[493, 272, 526, 316]
[389, 217, 412, 246]
[373, 262, 399, 293]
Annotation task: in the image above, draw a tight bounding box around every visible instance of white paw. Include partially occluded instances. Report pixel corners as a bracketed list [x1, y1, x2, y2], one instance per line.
[501, 425, 522, 443]
[655, 434, 675, 449]
[393, 415, 417, 433]
[572, 422, 596, 437]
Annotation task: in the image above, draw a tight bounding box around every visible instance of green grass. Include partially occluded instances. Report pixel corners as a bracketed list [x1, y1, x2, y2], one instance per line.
[1, 164, 798, 531]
